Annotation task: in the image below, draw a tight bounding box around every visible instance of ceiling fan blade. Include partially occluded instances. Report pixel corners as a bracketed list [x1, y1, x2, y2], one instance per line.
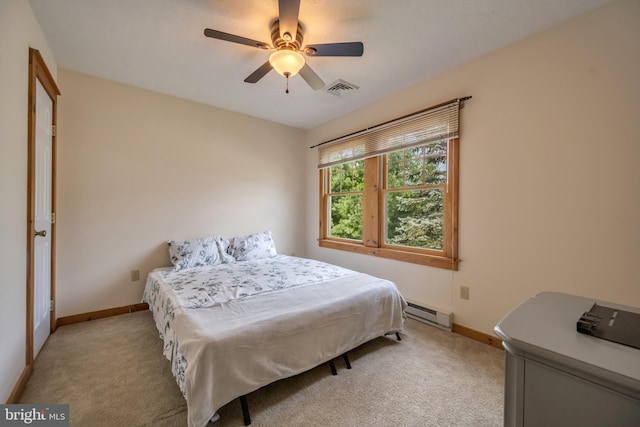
[204, 28, 270, 49]
[305, 42, 364, 57]
[244, 61, 273, 83]
[278, 0, 300, 40]
[299, 64, 325, 91]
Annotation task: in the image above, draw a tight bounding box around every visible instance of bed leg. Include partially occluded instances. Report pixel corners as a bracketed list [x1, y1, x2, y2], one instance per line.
[396, 332, 402, 341]
[328, 360, 337, 375]
[239, 395, 251, 426]
[342, 353, 351, 369]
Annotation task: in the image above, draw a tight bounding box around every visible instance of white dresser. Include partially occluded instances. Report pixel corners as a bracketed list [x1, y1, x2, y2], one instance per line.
[494, 292, 640, 427]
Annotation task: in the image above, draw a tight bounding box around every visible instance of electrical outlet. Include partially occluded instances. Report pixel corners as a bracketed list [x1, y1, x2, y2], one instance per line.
[130, 270, 140, 282]
[460, 286, 470, 300]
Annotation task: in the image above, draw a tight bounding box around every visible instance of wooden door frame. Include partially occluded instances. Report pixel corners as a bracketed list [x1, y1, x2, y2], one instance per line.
[26, 48, 60, 364]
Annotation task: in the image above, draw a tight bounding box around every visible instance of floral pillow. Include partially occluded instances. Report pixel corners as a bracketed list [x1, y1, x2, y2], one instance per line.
[168, 236, 234, 271]
[228, 230, 277, 261]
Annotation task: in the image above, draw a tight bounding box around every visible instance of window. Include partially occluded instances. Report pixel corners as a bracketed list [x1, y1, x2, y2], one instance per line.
[385, 141, 447, 250]
[317, 99, 465, 270]
[328, 160, 364, 240]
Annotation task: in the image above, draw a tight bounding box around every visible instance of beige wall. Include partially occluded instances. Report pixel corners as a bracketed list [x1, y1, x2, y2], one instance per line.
[0, 0, 58, 403]
[56, 70, 306, 317]
[306, 0, 640, 335]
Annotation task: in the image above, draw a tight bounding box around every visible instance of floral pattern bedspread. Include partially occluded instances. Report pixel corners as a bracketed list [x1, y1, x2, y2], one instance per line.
[155, 254, 356, 309]
[142, 255, 357, 394]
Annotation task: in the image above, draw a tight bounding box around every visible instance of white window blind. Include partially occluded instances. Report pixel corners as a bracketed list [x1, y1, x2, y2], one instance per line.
[318, 99, 460, 169]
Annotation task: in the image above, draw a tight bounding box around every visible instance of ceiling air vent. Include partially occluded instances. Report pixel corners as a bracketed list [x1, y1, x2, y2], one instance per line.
[325, 79, 359, 97]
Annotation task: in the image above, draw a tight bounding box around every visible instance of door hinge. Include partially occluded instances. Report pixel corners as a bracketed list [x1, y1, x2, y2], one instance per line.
[51, 125, 56, 137]
[51, 212, 56, 224]
[50, 300, 54, 312]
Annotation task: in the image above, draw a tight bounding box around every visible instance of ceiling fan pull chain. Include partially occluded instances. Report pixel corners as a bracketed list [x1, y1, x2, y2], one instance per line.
[285, 72, 290, 94]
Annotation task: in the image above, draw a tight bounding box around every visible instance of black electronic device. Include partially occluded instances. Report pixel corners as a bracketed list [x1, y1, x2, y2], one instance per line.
[577, 303, 640, 350]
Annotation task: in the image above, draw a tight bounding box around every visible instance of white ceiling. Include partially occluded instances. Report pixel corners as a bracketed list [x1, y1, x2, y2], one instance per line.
[29, 0, 613, 130]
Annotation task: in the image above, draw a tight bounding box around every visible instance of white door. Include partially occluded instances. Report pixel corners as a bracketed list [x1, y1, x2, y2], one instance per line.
[33, 79, 53, 358]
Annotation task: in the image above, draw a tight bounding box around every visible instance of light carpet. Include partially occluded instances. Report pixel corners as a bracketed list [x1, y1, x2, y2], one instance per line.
[20, 311, 504, 426]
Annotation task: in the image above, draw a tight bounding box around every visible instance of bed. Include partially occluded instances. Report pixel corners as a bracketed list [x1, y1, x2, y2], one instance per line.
[143, 232, 406, 427]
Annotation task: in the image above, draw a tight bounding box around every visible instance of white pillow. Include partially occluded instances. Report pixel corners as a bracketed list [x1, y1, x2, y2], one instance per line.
[228, 230, 277, 261]
[214, 236, 235, 264]
[168, 236, 234, 271]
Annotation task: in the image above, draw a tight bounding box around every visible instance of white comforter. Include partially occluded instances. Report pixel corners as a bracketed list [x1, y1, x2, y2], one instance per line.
[143, 255, 405, 427]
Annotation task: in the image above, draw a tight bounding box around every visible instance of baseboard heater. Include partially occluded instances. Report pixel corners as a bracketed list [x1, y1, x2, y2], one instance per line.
[405, 301, 453, 332]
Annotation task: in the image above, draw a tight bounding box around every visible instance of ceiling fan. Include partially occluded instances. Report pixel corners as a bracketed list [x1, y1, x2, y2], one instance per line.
[204, 0, 364, 93]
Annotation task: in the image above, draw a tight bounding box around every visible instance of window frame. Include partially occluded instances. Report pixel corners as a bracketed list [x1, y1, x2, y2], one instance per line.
[319, 137, 459, 270]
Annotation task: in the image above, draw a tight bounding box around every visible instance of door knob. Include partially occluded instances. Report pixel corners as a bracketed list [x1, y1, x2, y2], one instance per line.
[35, 230, 47, 237]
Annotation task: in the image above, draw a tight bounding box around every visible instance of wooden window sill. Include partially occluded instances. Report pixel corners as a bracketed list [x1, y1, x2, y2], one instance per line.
[318, 239, 458, 270]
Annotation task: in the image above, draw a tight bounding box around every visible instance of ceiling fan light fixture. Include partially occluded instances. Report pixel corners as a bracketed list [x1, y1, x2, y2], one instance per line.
[269, 49, 305, 77]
